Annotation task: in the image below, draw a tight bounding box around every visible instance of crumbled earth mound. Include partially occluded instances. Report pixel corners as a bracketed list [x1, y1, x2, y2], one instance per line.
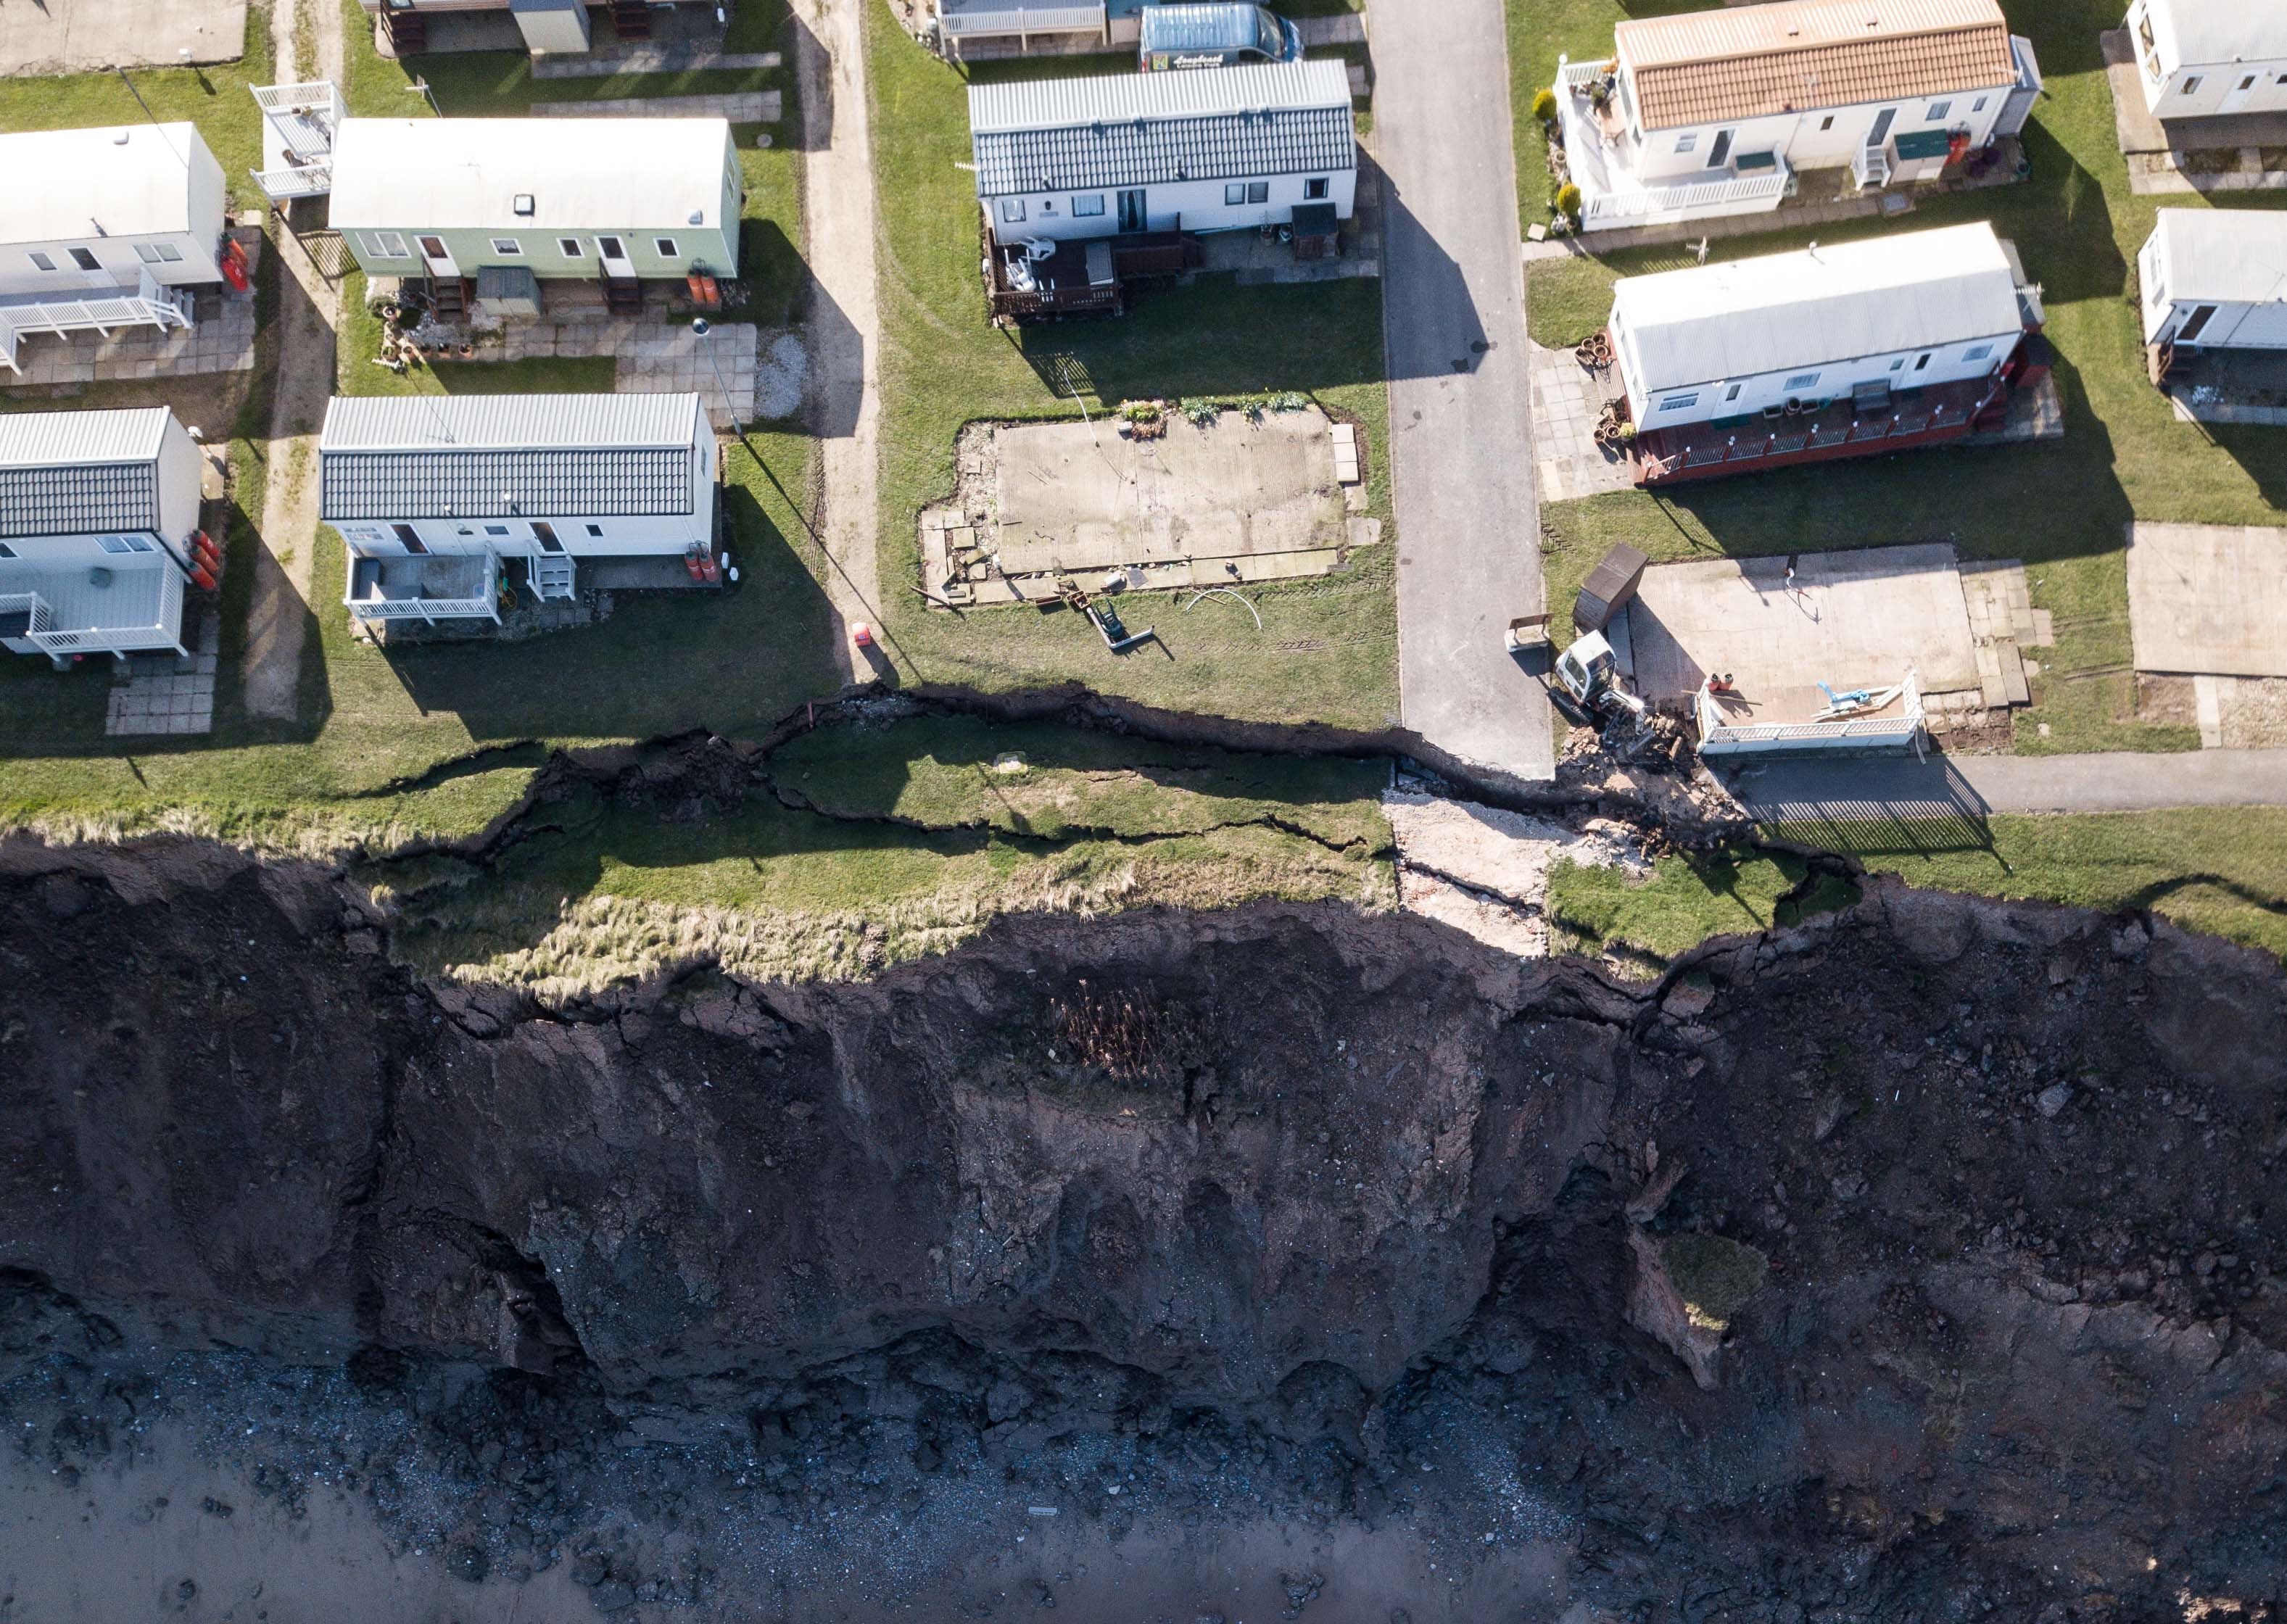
[0, 840, 2282, 1620]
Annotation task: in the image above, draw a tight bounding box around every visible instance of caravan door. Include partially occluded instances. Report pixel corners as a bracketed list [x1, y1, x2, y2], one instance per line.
[2221, 72, 2260, 114]
[417, 236, 459, 279]
[595, 235, 639, 280]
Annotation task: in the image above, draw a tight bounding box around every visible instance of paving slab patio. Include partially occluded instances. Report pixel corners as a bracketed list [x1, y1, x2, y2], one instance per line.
[1624, 543, 1982, 724]
[2126, 521, 2287, 678]
[1527, 341, 1633, 503]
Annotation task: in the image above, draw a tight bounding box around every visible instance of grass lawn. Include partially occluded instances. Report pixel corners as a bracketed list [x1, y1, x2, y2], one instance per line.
[865, 5, 1400, 732]
[1548, 806, 2287, 969]
[1547, 848, 1856, 972]
[0, 7, 273, 213]
[371, 713, 1397, 992]
[1508, 0, 2287, 758]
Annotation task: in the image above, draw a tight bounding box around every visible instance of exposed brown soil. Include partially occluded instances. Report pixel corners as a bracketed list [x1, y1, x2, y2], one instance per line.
[1, 834, 2283, 1622]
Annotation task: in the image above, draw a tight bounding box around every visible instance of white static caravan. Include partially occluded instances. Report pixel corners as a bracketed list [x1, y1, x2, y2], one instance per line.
[968, 60, 1356, 244]
[1557, 0, 2040, 232]
[327, 118, 744, 289]
[319, 393, 719, 625]
[0, 125, 229, 373]
[1610, 223, 2031, 431]
[2124, 2, 2287, 121]
[0, 409, 203, 667]
[2139, 209, 2287, 352]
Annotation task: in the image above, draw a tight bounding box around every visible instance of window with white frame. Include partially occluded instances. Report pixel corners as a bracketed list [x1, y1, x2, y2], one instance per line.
[1972, 96, 1988, 113]
[1659, 392, 1699, 412]
[1072, 193, 1104, 217]
[99, 535, 154, 554]
[1225, 183, 1247, 205]
[0, 543, 15, 559]
[1676, 133, 1697, 154]
[67, 247, 99, 271]
[998, 197, 1027, 223]
[1246, 181, 1267, 204]
[587, 523, 604, 537]
[1304, 177, 1330, 200]
[26, 251, 54, 271]
[1819, 115, 1835, 131]
[558, 237, 584, 257]
[654, 237, 679, 258]
[1926, 100, 1951, 120]
[1784, 371, 1820, 391]
[366, 231, 410, 259]
[134, 242, 183, 264]
[492, 238, 524, 255]
[485, 525, 510, 536]
[2182, 75, 2202, 94]
[1889, 357, 1906, 372]
[1962, 344, 1994, 362]
[1724, 382, 1742, 401]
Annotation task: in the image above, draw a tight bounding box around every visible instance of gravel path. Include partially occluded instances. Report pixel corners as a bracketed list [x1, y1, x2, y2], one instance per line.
[798, 0, 890, 684]
[239, 0, 345, 723]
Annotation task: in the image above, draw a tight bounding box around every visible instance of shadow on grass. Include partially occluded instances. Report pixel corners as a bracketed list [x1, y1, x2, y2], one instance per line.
[1724, 751, 2006, 869]
[377, 481, 837, 742]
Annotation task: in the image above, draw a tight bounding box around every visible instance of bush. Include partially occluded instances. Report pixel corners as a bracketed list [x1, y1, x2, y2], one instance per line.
[1179, 397, 1223, 427]
[1555, 182, 1582, 222]
[1531, 86, 1558, 123]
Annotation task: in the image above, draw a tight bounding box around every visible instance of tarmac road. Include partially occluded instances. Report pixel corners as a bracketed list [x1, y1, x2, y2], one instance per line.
[1376, 0, 1556, 782]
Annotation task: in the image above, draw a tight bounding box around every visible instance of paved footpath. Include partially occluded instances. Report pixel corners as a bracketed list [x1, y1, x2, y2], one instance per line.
[1376, 0, 1554, 782]
[1718, 747, 2287, 820]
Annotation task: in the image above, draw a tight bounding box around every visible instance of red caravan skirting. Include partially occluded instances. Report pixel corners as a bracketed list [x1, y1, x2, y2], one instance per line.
[1631, 377, 2011, 489]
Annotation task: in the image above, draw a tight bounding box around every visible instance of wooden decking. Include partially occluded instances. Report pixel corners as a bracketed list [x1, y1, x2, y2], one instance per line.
[980, 222, 1198, 323]
[1631, 372, 2013, 489]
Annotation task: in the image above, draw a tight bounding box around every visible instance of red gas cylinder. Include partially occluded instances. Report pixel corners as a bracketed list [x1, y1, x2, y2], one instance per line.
[191, 562, 218, 592]
[220, 240, 251, 291]
[192, 530, 220, 564]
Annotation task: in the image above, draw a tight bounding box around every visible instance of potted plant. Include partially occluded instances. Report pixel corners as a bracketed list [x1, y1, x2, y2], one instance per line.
[1556, 183, 1583, 227]
[1531, 87, 1557, 125]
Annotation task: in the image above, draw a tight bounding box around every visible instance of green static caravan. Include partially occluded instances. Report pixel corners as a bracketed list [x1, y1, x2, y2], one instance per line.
[328, 117, 744, 287]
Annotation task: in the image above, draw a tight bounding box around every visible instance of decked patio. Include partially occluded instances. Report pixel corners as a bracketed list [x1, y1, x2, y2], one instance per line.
[0, 566, 186, 666]
[1555, 60, 1791, 233]
[344, 551, 501, 625]
[1630, 373, 2012, 489]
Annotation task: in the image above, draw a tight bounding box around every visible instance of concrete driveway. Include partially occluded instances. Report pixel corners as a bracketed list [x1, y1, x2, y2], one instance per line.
[1376, 0, 1554, 782]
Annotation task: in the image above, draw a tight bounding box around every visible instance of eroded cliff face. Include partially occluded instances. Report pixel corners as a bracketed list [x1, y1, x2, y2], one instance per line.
[1, 839, 2283, 1619]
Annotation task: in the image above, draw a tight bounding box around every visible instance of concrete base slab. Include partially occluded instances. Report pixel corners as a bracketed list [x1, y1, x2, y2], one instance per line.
[0, 0, 244, 75]
[2126, 521, 2287, 678]
[921, 408, 1372, 605]
[1624, 543, 1981, 725]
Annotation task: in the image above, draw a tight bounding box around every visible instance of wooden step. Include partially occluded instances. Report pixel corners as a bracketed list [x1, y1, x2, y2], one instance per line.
[381, 6, 427, 54]
[612, 0, 653, 40]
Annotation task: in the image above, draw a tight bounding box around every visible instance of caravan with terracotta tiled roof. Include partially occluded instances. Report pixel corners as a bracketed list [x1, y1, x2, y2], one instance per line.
[1553, 0, 2042, 233]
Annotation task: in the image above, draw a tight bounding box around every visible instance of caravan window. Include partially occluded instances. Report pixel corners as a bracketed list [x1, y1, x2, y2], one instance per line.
[135, 243, 183, 264]
[1304, 177, 1330, 200]
[1784, 372, 1820, 391]
[1962, 344, 1994, 363]
[365, 232, 410, 259]
[558, 238, 585, 257]
[1659, 393, 1699, 413]
[68, 248, 99, 271]
[1972, 96, 1988, 113]
[998, 198, 1027, 224]
[2181, 76, 2202, 95]
[1072, 194, 1104, 217]
[1926, 101, 1951, 120]
[1674, 133, 1697, 154]
[492, 238, 524, 255]
[1225, 183, 1247, 205]
[26, 251, 54, 271]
